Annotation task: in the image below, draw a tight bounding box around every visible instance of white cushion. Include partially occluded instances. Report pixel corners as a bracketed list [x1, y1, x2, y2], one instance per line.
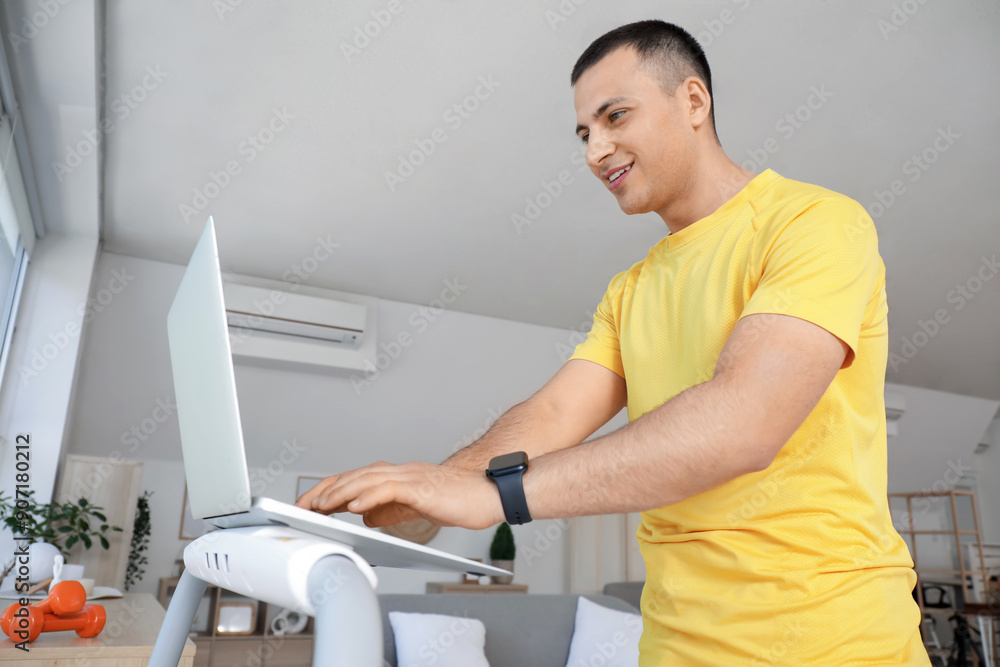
[564, 597, 642, 667]
[388, 610, 490, 667]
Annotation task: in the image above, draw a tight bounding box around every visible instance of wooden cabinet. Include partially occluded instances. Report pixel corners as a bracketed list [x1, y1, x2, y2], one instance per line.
[159, 577, 315, 667]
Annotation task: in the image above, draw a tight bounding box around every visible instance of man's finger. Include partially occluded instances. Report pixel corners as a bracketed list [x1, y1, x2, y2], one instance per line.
[363, 503, 420, 527]
[313, 469, 400, 514]
[294, 474, 340, 509]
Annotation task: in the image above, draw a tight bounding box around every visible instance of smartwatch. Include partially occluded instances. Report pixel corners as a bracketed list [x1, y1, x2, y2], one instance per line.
[486, 451, 532, 525]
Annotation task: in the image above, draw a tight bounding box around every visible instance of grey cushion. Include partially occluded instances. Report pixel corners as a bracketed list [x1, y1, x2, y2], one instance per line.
[378, 593, 638, 667]
[602, 581, 644, 612]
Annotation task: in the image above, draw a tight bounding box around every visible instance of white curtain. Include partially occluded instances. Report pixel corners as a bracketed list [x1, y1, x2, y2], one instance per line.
[569, 512, 645, 593]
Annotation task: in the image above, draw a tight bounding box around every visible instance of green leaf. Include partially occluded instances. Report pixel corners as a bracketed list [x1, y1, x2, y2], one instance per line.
[66, 535, 79, 550]
[78, 497, 88, 507]
[100, 536, 109, 550]
[101, 524, 108, 531]
[57, 525, 73, 533]
[93, 512, 107, 521]
[81, 534, 92, 549]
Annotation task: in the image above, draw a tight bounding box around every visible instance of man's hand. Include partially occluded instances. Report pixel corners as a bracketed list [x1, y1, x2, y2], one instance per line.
[293, 461, 505, 531]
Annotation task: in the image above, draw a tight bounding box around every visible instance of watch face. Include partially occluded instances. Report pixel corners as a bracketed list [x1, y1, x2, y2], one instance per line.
[488, 451, 528, 476]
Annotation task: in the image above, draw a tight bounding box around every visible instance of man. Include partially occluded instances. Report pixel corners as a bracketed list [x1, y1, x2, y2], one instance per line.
[296, 20, 929, 665]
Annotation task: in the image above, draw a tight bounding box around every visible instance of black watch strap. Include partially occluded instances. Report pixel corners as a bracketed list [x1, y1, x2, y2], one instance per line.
[494, 469, 531, 525]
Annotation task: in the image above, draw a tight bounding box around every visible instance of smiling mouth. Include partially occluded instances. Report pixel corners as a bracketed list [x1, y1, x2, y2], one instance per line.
[607, 164, 632, 190]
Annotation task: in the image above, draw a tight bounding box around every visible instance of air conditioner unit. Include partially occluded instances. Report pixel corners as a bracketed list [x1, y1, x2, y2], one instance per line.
[885, 391, 905, 437]
[222, 281, 365, 345]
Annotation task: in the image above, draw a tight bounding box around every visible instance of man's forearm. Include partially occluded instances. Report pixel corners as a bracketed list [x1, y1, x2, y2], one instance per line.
[443, 398, 559, 472]
[522, 376, 770, 519]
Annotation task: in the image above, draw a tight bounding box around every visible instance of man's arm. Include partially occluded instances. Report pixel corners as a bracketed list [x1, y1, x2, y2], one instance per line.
[522, 312, 849, 518]
[294, 359, 626, 521]
[443, 359, 627, 472]
[295, 312, 849, 528]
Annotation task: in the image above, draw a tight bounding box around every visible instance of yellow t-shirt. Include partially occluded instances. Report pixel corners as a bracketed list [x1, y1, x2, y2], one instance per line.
[569, 169, 929, 666]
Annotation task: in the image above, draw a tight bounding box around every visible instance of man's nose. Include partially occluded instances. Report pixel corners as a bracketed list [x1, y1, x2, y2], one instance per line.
[585, 132, 613, 172]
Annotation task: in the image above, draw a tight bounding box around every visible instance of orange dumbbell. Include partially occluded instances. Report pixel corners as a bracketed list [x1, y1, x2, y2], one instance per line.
[34, 580, 87, 616]
[37, 605, 106, 638]
[0, 605, 105, 642]
[1, 580, 86, 638]
[1, 582, 102, 643]
[1, 605, 43, 642]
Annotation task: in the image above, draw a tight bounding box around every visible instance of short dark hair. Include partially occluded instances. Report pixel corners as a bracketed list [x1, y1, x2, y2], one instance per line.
[571, 20, 716, 132]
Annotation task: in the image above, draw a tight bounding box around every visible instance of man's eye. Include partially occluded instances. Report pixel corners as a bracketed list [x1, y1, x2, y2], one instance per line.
[580, 133, 589, 144]
[609, 110, 626, 122]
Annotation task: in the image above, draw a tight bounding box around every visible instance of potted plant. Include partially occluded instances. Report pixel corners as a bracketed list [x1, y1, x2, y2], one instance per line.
[0, 490, 122, 589]
[489, 522, 515, 585]
[125, 491, 153, 591]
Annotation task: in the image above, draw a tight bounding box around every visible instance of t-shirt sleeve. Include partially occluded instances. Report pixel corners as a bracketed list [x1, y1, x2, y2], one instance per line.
[738, 196, 881, 369]
[567, 270, 628, 379]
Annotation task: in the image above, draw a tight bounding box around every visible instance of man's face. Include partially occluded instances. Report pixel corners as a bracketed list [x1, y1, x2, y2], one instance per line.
[573, 47, 694, 216]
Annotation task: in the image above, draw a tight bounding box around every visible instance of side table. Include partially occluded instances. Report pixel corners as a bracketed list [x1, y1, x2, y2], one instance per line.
[426, 583, 528, 594]
[0, 593, 195, 666]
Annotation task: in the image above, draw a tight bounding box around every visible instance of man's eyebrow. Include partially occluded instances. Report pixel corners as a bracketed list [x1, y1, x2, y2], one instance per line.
[575, 96, 630, 135]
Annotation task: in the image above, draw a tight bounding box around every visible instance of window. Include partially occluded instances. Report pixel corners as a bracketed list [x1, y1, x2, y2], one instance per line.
[0, 111, 35, 389]
[0, 227, 26, 383]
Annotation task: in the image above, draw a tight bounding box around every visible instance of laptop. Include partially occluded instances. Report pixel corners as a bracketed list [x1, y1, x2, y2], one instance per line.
[166, 217, 508, 577]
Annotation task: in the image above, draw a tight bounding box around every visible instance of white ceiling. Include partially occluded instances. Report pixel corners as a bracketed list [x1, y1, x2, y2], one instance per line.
[14, 1, 1000, 400]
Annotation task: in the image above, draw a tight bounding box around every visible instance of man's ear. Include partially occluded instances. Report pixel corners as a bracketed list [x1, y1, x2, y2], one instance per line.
[682, 76, 712, 131]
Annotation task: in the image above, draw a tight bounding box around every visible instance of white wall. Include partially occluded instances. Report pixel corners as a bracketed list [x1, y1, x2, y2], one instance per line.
[972, 417, 1000, 543]
[65, 250, 625, 596]
[883, 382, 999, 576]
[885, 381, 998, 494]
[0, 233, 100, 564]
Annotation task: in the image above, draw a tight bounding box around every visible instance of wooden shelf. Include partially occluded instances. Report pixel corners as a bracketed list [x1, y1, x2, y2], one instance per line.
[159, 576, 315, 667]
[888, 490, 994, 657]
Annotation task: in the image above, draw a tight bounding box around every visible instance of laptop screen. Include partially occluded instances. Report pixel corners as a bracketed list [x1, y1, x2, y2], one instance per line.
[167, 217, 253, 519]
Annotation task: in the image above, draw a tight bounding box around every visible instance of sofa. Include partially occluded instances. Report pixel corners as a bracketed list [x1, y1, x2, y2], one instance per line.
[378, 592, 640, 667]
[601, 581, 644, 611]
